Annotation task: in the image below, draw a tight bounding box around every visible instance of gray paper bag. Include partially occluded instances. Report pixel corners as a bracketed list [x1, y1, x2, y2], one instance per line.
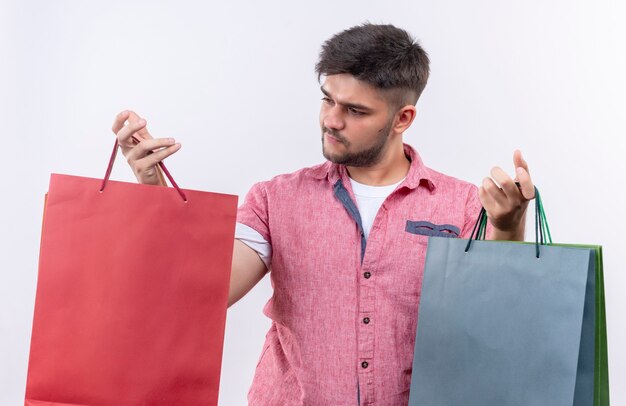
[410, 238, 594, 405]
[409, 191, 609, 405]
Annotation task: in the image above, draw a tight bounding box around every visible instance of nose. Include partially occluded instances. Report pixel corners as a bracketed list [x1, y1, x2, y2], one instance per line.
[322, 104, 345, 131]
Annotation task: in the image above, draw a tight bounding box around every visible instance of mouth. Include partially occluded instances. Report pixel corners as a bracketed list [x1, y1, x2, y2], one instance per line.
[324, 132, 343, 145]
[325, 132, 338, 141]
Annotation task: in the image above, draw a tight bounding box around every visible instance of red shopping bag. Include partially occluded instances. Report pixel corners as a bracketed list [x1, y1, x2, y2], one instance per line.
[25, 141, 237, 405]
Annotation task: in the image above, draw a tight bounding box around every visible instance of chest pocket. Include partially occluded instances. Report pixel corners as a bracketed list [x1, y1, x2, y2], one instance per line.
[405, 220, 460, 238]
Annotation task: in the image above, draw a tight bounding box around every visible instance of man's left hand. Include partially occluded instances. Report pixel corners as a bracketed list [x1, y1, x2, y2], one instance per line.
[479, 150, 535, 241]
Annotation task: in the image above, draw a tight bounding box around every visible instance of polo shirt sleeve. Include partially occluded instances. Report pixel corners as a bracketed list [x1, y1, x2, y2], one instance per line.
[237, 181, 272, 245]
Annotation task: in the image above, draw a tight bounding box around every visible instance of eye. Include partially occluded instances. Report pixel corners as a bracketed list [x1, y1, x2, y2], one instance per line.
[321, 97, 334, 105]
[348, 107, 365, 116]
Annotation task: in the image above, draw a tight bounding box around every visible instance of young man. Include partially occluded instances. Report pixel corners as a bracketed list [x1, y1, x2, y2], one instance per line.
[112, 23, 533, 405]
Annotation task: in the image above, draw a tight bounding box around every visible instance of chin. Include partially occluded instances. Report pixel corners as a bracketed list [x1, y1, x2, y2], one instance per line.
[322, 136, 350, 163]
[322, 148, 339, 163]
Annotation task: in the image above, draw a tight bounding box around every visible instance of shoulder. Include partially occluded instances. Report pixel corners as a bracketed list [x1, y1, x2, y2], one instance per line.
[426, 166, 478, 195]
[252, 161, 332, 192]
[239, 162, 333, 226]
[410, 158, 481, 214]
[404, 143, 477, 199]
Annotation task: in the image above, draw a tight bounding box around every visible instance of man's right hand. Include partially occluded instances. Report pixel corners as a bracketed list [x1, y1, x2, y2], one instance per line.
[112, 110, 181, 185]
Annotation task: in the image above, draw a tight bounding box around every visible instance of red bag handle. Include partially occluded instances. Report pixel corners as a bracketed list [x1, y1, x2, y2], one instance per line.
[99, 138, 188, 202]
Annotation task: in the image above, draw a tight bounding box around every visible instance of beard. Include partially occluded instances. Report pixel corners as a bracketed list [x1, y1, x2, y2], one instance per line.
[321, 118, 394, 167]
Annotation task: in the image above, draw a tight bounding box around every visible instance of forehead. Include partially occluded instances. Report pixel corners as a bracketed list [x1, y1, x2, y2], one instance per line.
[321, 74, 387, 107]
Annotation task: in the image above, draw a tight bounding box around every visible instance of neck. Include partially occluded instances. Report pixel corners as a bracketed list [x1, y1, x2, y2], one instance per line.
[346, 140, 410, 186]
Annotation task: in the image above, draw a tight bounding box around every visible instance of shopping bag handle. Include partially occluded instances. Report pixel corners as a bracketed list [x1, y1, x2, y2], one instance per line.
[99, 138, 188, 202]
[464, 185, 552, 258]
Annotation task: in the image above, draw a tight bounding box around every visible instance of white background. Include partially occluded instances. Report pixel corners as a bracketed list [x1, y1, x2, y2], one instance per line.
[1, 0, 624, 404]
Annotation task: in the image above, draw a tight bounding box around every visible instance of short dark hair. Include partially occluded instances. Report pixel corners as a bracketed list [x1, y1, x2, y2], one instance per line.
[315, 23, 430, 108]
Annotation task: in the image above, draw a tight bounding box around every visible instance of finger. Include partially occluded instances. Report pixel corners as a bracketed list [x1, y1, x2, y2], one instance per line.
[481, 177, 508, 208]
[490, 166, 521, 201]
[513, 150, 534, 199]
[127, 111, 152, 140]
[127, 111, 142, 122]
[513, 150, 529, 174]
[516, 166, 535, 199]
[125, 138, 177, 162]
[133, 144, 182, 172]
[112, 110, 131, 134]
[478, 183, 503, 219]
[116, 118, 149, 148]
[478, 184, 495, 213]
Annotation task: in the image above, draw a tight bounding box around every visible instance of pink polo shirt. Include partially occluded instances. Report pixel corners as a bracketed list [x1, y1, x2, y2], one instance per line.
[237, 144, 484, 405]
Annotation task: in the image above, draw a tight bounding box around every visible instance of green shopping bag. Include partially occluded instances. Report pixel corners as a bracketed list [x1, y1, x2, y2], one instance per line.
[409, 189, 609, 405]
[557, 242, 609, 405]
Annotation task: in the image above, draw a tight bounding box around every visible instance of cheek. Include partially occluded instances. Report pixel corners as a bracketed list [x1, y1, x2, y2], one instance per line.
[355, 119, 383, 138]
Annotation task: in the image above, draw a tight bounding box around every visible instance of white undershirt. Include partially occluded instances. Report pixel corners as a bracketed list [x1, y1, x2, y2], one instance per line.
[235, 178, 404, 269]
[349, 177, 403, 240]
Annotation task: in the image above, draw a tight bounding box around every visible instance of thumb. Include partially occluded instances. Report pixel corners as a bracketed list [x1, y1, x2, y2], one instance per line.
[515, 166, 535, 200]
[513, 149, 529, 173]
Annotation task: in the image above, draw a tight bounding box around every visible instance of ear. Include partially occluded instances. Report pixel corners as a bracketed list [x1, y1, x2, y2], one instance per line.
[392, 105, 417, 134]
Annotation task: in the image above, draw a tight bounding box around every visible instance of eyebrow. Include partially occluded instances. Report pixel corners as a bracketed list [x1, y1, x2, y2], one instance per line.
[320, 86, 375, 112]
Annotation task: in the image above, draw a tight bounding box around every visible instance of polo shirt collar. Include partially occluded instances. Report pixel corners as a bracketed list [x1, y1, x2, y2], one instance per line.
[312, 143, 436, 191]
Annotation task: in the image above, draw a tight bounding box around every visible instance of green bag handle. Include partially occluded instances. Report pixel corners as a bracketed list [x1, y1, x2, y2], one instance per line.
[464, 185, 552, 258]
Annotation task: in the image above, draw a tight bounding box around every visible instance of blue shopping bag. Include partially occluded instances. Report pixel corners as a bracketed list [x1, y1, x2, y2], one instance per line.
[409, 189, 609, 406]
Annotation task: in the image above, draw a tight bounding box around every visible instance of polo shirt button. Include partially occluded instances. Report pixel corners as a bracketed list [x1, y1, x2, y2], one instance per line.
[364, 271, 371, 279]
[361, 361, 369, 369]
[363, 317, 370, 324]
